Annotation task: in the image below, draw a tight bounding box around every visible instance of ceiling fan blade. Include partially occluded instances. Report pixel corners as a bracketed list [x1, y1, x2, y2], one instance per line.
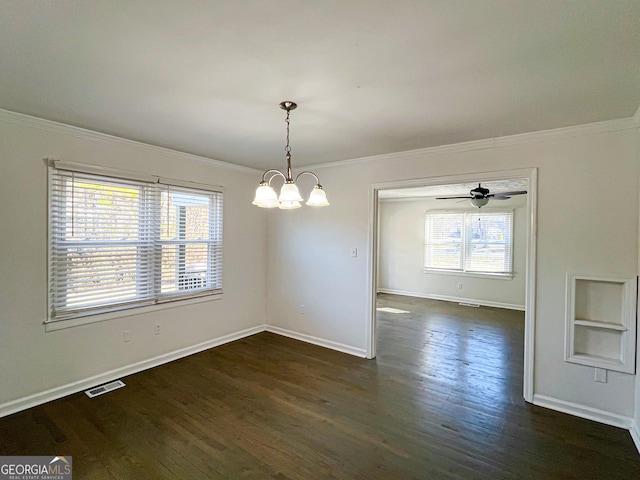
[488, 190, 527, 197]
[490, 195, 511, 200]
[435, 196, 472, 200]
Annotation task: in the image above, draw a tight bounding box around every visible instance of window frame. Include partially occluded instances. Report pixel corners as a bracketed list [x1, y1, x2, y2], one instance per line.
[423, 209, 514, 278]
[47, 161, 224, 329]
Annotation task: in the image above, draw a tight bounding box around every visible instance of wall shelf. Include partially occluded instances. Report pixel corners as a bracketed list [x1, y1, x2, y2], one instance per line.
[565, 274, 637, 374]
[573, 319, 627, 331]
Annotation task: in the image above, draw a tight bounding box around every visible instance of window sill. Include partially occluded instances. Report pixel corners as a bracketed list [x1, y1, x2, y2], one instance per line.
[45, 293, 223, 332]
[423, 269, 514, 280]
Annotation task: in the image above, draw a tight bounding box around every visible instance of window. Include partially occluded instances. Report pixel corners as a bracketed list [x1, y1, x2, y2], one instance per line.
[48, 164, 223, 322]
[424, 210, 513, 275]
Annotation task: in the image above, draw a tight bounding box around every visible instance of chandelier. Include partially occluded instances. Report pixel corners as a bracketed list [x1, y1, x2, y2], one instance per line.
[252, 101, 329, 209]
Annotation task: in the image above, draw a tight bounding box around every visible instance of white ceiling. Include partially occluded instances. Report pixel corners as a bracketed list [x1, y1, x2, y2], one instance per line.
[1, 1, 639, 170]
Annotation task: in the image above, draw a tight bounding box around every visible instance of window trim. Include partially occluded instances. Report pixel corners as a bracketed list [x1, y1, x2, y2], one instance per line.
[47, 160, 224, 328]
[423, 208, 514, 277]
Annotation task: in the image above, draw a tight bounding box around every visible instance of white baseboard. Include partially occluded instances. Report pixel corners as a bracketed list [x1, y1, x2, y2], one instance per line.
[0, 325, 265, 419]
[378, 288, 525, 311]
[533, 394, 633, 429]
[630, 421, 640, 454]
[265, 325, 367, 358]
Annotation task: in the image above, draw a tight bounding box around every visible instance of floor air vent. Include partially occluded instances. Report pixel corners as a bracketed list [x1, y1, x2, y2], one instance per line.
[85, 380, 126, 398]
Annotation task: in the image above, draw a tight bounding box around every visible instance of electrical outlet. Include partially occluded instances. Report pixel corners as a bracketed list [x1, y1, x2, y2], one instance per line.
[123, 330, 131, 343]
[457, 283, 463, 290]
[154, 324, 161, 335]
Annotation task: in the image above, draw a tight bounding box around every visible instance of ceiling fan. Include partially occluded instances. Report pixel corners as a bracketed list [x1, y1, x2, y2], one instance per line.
[436, 183, 527, 208]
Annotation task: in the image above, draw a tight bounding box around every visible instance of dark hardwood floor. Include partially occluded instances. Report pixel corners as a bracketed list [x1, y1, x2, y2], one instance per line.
[1, 293, 639, 479]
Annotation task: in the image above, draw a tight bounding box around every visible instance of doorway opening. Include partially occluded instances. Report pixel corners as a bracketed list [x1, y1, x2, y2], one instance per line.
[366, 169, 537, 402]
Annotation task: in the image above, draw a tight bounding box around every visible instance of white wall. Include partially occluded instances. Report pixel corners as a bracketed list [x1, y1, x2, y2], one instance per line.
[0, 112, 267, 411]
[267, 123, 640, 419]
[378, 195, 526, 309]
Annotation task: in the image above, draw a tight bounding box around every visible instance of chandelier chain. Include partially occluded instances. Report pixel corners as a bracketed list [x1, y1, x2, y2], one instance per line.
[284, 109, 291, 154]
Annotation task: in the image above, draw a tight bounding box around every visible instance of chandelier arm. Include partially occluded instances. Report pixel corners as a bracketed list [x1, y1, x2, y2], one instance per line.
[261, 169, 287, 184]
[295, 171, 321, 185]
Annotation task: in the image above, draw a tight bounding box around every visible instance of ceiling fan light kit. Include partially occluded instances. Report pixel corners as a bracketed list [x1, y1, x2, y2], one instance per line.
[252, 101, 329, 209]
[436, 183, 527, 208]
[469, 197, 489, 208]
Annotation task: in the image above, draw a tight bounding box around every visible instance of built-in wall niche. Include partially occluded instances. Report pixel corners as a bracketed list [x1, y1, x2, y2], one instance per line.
[565, 274, 637, 374]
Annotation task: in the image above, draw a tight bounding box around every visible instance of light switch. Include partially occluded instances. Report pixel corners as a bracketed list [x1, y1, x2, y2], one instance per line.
[594, 368, 607, 383]
[351, 248, 358, 258]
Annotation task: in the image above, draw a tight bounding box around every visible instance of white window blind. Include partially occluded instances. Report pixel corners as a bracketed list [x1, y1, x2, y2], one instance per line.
[465, 211, 512, 273]
[424, 213, 463, 270]
[424, 210, 513, 274]
[48, 167, 223, 322]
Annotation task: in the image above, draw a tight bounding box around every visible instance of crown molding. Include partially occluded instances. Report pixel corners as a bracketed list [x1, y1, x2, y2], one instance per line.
[305, 116, 640, 171]
[0, 108, 261, 174]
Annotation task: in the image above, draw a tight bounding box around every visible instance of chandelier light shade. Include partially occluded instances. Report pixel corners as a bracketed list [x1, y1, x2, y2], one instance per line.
[251, 183, 279, 208]
[306, 185, 330, 206]
[279, 182, 303, 203]
[279, 200, 302, 210]
[252, 101, 329, 209]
